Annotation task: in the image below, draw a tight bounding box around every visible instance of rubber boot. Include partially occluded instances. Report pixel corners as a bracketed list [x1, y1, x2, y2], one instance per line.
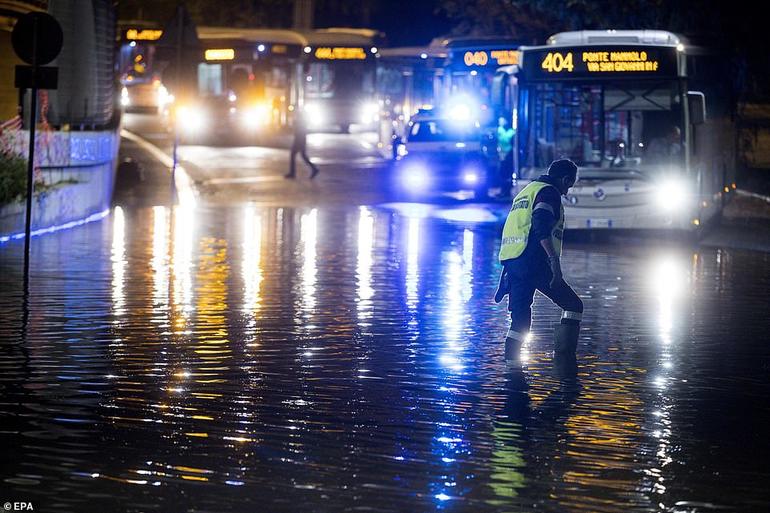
[554, 322, 579, 356]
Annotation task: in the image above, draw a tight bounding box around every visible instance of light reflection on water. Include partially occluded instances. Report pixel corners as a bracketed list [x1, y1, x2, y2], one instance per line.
[1, 204, 770, 512]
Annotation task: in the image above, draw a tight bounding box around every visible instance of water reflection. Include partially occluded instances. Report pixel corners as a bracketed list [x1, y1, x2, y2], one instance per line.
[405, 215, 420, 313]
[357, 206, 375, 323]
[172, 205, 195, 327]
[300, 208, 318, 317]
[111, 206, 126, 318]
[2, 203, 769, 512]
[242, 205, 263, 322]
[152, 206, 170, 314]
[644, 252, 691, 502]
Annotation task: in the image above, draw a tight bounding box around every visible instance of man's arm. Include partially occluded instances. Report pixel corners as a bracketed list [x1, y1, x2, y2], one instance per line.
[531, 188, 563, 287]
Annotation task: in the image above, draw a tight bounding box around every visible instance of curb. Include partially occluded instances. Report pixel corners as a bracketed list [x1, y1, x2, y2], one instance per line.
[119, 129, 197, 206]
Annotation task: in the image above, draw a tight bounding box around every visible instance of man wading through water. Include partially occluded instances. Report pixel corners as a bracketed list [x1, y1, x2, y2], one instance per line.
[495, 159, 583, 360]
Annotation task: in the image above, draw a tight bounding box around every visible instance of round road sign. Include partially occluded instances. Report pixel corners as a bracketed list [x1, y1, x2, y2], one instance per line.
[12, 12, 63, 66]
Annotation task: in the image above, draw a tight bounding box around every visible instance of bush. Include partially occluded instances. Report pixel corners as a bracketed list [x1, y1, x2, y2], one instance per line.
[0, 152, 27, 205]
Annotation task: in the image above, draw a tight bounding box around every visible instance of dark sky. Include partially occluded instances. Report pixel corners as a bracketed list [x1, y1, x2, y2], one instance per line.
[314, 0, 453, 46]
[119, 0, 454, 47]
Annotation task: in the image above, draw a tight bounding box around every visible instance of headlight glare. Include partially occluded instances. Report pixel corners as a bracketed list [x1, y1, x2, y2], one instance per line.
[656, 177, 689, 212]
[177, 105, 206, 133]
[304, 103, 324, 126]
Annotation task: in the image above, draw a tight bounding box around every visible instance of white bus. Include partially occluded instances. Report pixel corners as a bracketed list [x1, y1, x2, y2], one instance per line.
[301, 28, 381, 133]
[376, 37, 521, 159]
[497, 30, 735, 231]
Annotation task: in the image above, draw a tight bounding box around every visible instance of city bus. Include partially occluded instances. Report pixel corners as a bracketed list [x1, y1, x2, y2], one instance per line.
[170, 28, 304, 142]
[499, 30, 735, 231]
[376, 37, 521, 159]
[301, 28, 382, 133]
[118, 23, 172, 113]
[375, 45, 446, 158]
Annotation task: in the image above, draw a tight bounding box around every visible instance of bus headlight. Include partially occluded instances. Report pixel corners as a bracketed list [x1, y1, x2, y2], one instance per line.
[243, 103, 270, 130]
[401, 162, 430, 190]
[157, 85, 172, 107]
[656, 178, 689, 212]
[177, 105, 206, 133]
[448, 103, 471, 121]
[304, 102, 324, 126]
[462, 171, 479, 184]
[360, 102, 379, 124]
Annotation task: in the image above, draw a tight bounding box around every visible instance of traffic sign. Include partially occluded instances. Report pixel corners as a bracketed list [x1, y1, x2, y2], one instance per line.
[15, 65, 58, 89]
[11, 12, 63, 66]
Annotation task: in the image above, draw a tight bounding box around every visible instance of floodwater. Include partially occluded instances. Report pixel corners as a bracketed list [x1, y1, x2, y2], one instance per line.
[1, 203, 769, 512]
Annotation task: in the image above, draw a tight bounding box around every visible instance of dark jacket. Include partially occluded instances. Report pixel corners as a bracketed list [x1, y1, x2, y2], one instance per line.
[494, 175, 562, 302]
[526, 174, 562, 261]
[292, 113, 308, 151]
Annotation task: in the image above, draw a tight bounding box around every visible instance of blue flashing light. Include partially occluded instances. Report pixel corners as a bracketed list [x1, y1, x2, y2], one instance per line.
[445, 94, 478, 122]
[448, 103, 471, 121]
[401, 163, 430, 190]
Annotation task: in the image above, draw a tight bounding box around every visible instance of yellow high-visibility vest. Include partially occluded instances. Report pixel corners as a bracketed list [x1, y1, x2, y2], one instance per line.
[499, 181, 564, 262]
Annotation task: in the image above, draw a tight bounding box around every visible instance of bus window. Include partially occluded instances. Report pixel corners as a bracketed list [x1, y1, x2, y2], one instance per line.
[529, 83, 603, 168]
[198, 63, 223, 97]
[230, 67, 250, 96]
[376, 66, 405, 97]
[307, 61, 374, 99]
[526, 82, 682, 170]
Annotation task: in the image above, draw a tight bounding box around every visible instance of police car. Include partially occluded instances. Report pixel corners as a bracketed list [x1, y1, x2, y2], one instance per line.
[392, 108, 493, 199]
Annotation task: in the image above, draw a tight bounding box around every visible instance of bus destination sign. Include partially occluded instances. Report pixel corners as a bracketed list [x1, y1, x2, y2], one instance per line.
[125, 28, 163, 41]
[522, 45, 678, 80]
[314, 47, 367, 60]
[460, 49, 520, 67]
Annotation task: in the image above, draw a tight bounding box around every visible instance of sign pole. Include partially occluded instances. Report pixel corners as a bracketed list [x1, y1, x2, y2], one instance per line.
[23, 86, 37, 285]
[22, 15, 39, 294]
[11, 11, 63, 311]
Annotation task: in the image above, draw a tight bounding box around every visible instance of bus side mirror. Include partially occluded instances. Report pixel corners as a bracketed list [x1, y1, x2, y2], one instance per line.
[688, 91, 706, 125]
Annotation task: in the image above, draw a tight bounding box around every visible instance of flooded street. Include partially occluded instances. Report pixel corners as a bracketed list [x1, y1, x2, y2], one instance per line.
[2, 200, 770, 512]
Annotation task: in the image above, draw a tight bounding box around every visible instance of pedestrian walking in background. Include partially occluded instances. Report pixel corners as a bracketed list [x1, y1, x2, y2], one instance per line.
[494, 159, 583, 360]
[285, 109, 319, 179]
[496, 115, 515, 198]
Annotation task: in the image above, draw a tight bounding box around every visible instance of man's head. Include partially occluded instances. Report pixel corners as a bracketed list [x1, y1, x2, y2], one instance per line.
[547, 158, 578, 195]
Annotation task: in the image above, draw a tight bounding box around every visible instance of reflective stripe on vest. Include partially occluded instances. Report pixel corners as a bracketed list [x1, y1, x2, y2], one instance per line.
[499, 181, 564, 261]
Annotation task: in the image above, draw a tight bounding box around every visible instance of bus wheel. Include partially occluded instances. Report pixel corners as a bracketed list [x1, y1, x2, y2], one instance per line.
[340, 123, 350, 133]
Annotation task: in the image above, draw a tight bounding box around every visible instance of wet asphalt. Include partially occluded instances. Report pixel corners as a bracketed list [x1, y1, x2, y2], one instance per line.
[1, 114, 769, 512]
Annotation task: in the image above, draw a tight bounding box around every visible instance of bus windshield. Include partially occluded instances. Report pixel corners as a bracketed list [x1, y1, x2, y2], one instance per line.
[307, 61, 375, 100]
[522, 81, 683, 174]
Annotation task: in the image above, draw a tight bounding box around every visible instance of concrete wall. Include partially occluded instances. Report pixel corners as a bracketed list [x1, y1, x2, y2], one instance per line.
[0, 128, 118, 238]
